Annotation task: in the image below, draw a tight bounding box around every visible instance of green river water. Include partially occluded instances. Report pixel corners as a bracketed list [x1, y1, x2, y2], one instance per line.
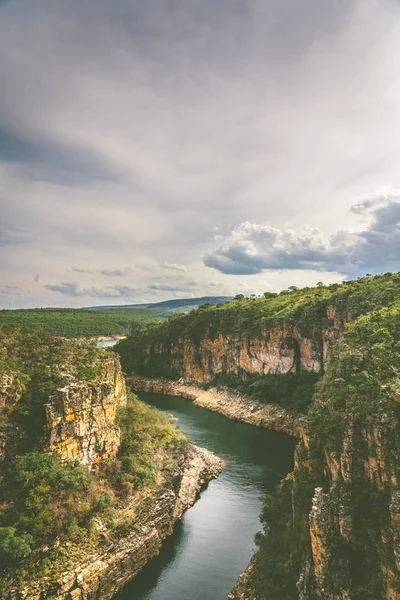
[116, 392, 297, 600]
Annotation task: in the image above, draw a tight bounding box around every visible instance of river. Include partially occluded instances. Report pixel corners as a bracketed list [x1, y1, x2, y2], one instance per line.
[116, 391, 297, 600]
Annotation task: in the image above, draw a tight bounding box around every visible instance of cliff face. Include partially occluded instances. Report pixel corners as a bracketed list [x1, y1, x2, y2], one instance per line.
[229, 304, 400, 600]
[119, 301, 349, 384]
[6, 445, 224, 600]
[45, 355, 127, 467]
[146, 323, 330, 383]
[299, 402, 400, 600]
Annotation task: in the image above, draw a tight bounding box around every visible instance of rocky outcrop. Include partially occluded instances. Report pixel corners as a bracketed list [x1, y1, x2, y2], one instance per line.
[45, 356, 127, 467]
[133, 306, 347, 384]
[129, 374, 305, 437]
[5, 444, 224, 600]
[229, 560, 257, 600]
[228, 303, 400, 600]
[147, 326, 326, 383]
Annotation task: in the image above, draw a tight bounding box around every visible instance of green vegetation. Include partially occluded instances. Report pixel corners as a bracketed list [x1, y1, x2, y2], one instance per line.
[109, 391, 187, 495]
[0, 297, 234, 338]
[251, 301, 400, 599]
[253, 468, 317, 599]
[119, 272, 400, 347]
[116, 272, 400, 413]
[0, 325, 107, 452]
[0, 307, 170, 338]
[203, 371, 321, 413]
[0, 393, 186, 578]
[0, 326, 187, 585]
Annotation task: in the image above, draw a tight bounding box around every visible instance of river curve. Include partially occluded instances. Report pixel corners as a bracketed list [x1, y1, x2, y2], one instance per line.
[115, 391, 297, 600]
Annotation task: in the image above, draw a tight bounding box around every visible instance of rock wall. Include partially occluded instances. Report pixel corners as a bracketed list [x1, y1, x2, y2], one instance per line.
[137, 307, 345, 384]
[5, 445, 224, 600]
[129, 374, 306, 437]
[229, 305, 400, 600]
[299, 415, 400, 600]
[45, 356, 127, 467]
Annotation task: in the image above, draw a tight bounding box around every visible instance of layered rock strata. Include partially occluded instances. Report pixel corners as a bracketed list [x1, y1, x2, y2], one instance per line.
[46, 356, 127, 467]
[134, 306, 346, 384]
[5, 444, 224, 600]
[129, 374, 305, 438]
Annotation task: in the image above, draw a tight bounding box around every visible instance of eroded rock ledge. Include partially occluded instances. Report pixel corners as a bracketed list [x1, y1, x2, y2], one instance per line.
[5, 444, 224, 600]
[129, 374, 306, 438]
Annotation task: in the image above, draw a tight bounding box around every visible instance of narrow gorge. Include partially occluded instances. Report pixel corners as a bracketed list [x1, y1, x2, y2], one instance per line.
[0, 326, 223, 599]
[116, 274, 400, 600]
[2, 273, 400, 600]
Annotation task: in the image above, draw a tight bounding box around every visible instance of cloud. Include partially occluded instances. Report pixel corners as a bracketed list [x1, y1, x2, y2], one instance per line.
[71, 267, 96, 275]
[1, 0, 400, 307]
[0, 222, 27, 246]
[44, 282, 137, 298]
[163, 262, 187, 272]
[0, 285, 20, 296]
[204, 192, 400, 275]
[148, 283, 191, 292]
[100, 268, 128, 277]
[71, 267, 130, 277]
[0, 126, 120, 185]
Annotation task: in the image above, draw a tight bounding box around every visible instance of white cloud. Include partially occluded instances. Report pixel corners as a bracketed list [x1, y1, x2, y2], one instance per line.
[1, 0, 400, 307]
[44, 282, 138, 298]
[205, 192, 400, 275]
[163, 262, 187, 272]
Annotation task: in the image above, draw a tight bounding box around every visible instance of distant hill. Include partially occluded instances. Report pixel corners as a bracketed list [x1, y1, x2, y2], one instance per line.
[0, 298, 234, 338]
[85, 296, 233, 312]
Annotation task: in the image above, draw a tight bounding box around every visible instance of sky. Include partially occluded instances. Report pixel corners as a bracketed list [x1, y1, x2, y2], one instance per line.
[1, 0, 400, 308]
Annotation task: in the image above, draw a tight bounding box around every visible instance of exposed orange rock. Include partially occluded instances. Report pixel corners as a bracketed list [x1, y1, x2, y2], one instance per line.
[45, 356, 127, 467]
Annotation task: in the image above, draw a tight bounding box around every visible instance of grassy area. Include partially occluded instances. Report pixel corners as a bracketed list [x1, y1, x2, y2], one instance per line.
[0, 307, 170, 337]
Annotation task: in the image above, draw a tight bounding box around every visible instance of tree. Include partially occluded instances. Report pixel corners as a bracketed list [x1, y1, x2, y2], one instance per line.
[233, 294, 245, 301]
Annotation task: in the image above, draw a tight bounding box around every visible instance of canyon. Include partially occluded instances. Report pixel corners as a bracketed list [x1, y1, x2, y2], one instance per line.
[0, 329, 224, 599]
[128, 374, 306, 437]
[116, 278, 400, 599]
[5, 445, 223, 600]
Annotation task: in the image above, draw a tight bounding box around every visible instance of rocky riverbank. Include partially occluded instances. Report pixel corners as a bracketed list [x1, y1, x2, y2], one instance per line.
[228, 560, 256, 600]
[128, 374, 306, 438]
[4, 444, 224, 600]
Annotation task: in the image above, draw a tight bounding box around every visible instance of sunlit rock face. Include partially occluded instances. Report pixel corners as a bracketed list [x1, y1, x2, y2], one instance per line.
[150, 328, 323, 383]
[139, 306, 348, 384]
[45, 356, 127, 467]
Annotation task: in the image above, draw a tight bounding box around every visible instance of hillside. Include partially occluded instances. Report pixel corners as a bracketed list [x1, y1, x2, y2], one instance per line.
[116, 273, 400, 395]
[115, 272, 400, 599]
[0, 307, 169, 338]
[0, 297, 233, 338]
[0, 325, 222, 598]
[86, 295, 233, 312]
